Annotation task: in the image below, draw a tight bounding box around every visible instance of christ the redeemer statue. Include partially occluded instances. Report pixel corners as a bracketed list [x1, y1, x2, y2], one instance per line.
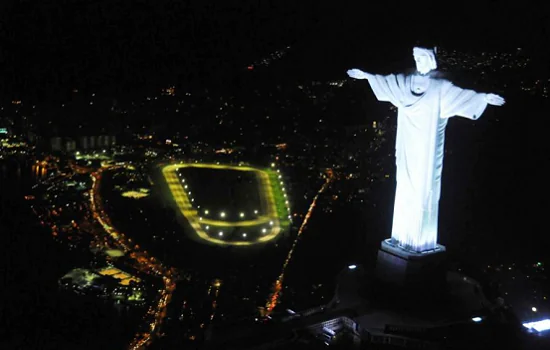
[348, 47, 505, 253]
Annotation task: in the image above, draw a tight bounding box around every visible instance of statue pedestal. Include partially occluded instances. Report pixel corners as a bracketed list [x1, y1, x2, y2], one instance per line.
[376, 239, 447, 289]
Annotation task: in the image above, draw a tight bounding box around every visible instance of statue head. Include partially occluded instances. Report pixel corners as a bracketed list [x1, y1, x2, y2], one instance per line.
[413, 47, 437, 75]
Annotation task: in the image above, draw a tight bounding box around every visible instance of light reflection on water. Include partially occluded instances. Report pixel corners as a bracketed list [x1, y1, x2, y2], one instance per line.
[0, 159, 49, 202]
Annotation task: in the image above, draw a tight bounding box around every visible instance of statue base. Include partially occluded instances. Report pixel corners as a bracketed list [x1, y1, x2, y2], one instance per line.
[376, 239, 447, 289]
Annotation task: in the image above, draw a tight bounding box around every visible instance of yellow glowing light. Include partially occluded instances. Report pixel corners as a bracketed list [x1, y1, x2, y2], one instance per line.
[161, 163, 282, 246]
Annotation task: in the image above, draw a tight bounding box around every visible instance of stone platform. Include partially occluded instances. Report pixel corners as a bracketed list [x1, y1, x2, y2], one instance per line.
[376, 239, 447, 288]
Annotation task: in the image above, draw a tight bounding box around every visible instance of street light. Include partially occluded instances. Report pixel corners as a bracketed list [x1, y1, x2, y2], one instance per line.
[220, 212, 226, 218]
[262, 228, 267, 233]
[218, 232, 223, 237]
[242, 233, 247, 238]
[204, 210, 209, 215]
[240, 212, 245, 218]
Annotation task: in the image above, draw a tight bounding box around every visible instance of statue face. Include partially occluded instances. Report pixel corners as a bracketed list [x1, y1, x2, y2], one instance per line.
[414, 54, 432, 75]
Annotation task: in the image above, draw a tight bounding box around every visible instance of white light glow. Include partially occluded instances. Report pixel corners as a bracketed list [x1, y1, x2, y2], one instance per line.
[218, 232, 223, 237]
[262, 228, 267, 233]
[220, 212, 226, 218]
[348, 47, 504, 252]
[242, 233, 247, 238]
[204, 210, 209, 215]
[532, 307, 538, 312]
[348, 264, 357, 270]
[471, 317, 482, 322]
[523, 319, 550, 332]
[240, 212, 245, 218]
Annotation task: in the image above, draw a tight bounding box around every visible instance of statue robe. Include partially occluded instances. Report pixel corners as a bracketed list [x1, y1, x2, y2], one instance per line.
[366, 73, 488, 252]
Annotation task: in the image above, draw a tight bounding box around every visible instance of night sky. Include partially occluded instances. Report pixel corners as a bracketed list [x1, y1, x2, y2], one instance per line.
[1, 1, 549, 101]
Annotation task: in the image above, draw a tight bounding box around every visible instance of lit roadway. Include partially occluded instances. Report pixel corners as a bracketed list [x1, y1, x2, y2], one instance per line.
[265, 170, 334, 314]
[162, 163, 282, 246]
[90, 167, 178, 350]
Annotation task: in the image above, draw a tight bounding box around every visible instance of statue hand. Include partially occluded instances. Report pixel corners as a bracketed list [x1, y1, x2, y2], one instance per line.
[485, 93, 505, 106]
[347, 69, 369, 80]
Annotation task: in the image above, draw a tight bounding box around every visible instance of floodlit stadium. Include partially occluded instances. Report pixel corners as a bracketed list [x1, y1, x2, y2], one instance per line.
[162, 162, 291, 246]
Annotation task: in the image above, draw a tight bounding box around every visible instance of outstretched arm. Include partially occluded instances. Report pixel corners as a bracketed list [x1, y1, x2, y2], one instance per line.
[485, 93, 505, 106]
[441, 81, 505, 120]
[347, 68, 406, 108]
[347, 68, 372, 80]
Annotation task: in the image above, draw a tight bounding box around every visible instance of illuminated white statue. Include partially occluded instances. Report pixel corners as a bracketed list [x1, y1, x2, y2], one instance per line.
[348, 47, 505, 252]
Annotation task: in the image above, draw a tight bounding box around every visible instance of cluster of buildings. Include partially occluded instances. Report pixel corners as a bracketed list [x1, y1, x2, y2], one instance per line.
[50, 135, 117, 153]
[59, 266, 146, 305]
